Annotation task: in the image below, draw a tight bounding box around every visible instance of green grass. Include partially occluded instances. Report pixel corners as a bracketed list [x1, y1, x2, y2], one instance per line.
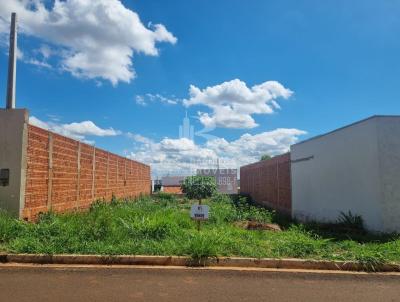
[0, 193, 399, 269]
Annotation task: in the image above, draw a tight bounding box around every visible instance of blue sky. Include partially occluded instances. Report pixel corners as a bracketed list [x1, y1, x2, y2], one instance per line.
[0, 0, 399, 176]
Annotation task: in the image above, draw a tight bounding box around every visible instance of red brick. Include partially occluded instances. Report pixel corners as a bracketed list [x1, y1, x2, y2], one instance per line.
[240, 153, 291, 215]
[24, 125, 151, 221]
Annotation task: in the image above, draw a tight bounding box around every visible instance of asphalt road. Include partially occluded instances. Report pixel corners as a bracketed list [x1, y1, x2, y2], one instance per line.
[0, 265, 399, 302]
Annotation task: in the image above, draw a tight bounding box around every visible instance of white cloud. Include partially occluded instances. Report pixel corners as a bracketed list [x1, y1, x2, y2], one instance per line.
[25, 58, 51, 68]
[135, 95, 146, 106]
[29, 116, 121, 144]
[37, 44, 52, 59]
[135, 93, 179, 106]
[126, 132, 154, 145]
[29, 116, 49, 130]
[62, 121, 120, 137]
[205, 128, 306, 161]
[127, 128, 306, 177]
[0, 0, 177, 85]
[183, 79, 293, 129]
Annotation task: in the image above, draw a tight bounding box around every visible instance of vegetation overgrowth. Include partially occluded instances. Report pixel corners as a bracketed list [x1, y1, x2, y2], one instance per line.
[181, 175, 217, 200]
[0, 193, 398, 270]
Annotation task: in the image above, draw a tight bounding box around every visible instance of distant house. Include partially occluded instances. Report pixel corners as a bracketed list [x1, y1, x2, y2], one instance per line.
[152, 179, 162, 192]
[197, 169, 238, 194]
[161, 176, 186, 194]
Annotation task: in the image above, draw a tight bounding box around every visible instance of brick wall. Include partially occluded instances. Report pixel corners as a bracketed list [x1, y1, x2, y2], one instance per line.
[23, 125, 151, 220]
[240, 153, 291, 215]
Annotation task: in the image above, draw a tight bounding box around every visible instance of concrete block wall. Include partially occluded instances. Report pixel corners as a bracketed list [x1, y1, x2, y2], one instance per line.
[0, 109, 28, 217]
[23, 124, 151, 220]
[240, 153, 291, 215]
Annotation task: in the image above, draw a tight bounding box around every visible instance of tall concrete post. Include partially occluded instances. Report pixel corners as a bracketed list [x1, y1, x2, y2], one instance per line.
[6, 13, 17, 109]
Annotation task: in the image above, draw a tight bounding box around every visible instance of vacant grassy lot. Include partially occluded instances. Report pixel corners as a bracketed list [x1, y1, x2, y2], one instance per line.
[0, 194, 399, 268]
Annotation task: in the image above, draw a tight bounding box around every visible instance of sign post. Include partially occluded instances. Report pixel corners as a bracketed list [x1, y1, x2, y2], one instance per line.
[190, 201, 209, 231]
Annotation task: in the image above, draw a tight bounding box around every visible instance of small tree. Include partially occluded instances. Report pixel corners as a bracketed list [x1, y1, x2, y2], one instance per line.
[181, 175, 217, 202]
[260, 154, 272, 161]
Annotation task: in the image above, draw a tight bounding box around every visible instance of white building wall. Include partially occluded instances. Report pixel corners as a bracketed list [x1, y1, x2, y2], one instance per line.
[376, 117, 400, 232]
[291, 117, 389, 232]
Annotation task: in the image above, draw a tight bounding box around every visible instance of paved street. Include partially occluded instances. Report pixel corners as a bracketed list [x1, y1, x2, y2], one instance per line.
[0, 265, 399, 302]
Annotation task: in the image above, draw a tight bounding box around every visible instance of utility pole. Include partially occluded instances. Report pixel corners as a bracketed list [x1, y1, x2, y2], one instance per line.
[6, 13, 17, 109]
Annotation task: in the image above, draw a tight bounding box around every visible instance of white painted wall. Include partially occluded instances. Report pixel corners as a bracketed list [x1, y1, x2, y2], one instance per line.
[376, 117, 400, 232]
[291, 116, 400, 233]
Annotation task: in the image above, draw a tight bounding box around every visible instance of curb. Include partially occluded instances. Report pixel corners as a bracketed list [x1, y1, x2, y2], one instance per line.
[1, 254, 400, 272]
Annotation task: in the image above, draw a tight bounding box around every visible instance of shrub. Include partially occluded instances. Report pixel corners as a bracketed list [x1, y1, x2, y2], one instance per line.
[260, 154, 272, 161]
[209, 193, 238, 222]
[153, 192, 177, 203]
[234, 196, 273, 223]
[210, 192, 231, 203]
[181, 175, 217, 201]
[337, 211, 364, 231]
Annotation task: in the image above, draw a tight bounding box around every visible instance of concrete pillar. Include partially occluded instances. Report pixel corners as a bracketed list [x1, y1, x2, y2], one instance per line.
[0, 109, 28, 217]
[6, 13, 17, 109]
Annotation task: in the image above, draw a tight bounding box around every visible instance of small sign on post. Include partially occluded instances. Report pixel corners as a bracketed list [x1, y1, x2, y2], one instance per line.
[191, 204, 209, 231]
[190, 204, 209, 221]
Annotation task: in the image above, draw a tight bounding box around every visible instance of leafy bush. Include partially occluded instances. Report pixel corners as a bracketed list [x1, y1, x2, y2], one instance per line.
[260, 154, 272, 161]
[181, 175, 217, 201]
[208, 194, 274, 224]
[208, 193, 237, 223]
[210, 192, 231, 203]
[234, 196, 273, 223]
